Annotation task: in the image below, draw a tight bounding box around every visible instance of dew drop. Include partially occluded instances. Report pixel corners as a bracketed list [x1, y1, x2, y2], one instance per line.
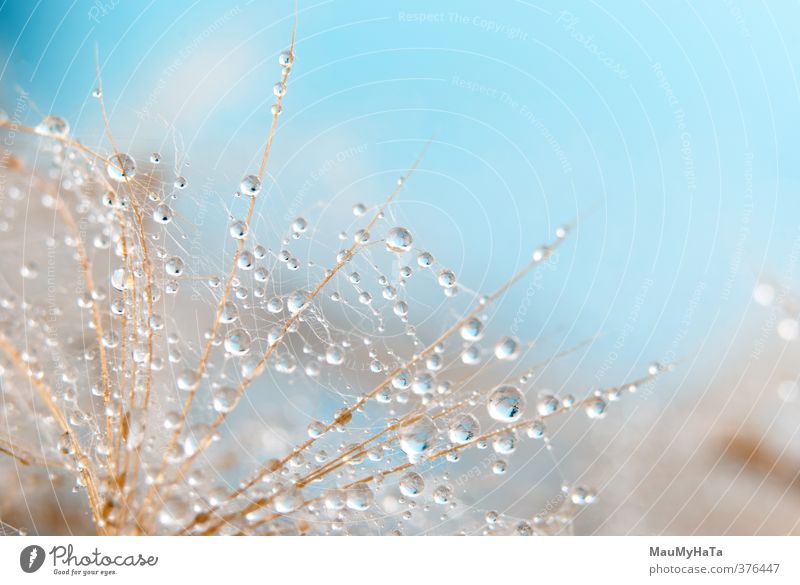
[585, 396, 607, 419]
[177, 370, 200, 392]
[438, 269, 456, 288]
[417, 251, 434, 267]
[240, 175, 261, 197]
[212, 386, 239, 413]
[106, 153, 136, 182]
[153, 204, 173, 224]
[325, 345, 345, 365]
[399, 472, 425, 498]
[278, 50, 293, 67]
[398, 416, 437, 462]
[460, 317, 483, 341]
[487, 385, 525, 422]
[494, 336, 520, 361]
[165, 257, 184, 277]
[448, 413, 480, 444]
[292, 217, 307, 233]
[224, 329, 251, 356]
[36, 115, 69, 138]
[386, 227, 413, 252]
[286, 290, 308, 314]
[346, 485, 373, 511]
[273, 486, 303, 513]
[229, 220, 248, 239]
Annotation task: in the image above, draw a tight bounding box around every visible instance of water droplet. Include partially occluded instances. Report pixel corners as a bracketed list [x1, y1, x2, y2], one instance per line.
[460, 317, 483, 341]
[212, 386, 239, 413]
[461, 346, 481, 365]
[569, 486, 596, 505]
[494, 336, 520, 361]
[150, 152, 161, 164]
[20, 262, 39, 279]
[487, 385, 525, 422]
[438, 269, 456, 288]
[417, 251, 434, 267]
[165, 257, 184, 277]
[392, 370, 411, 389]
[153, 204, 173, 224]
[36, 115, 69, 138]
[224, 329, 251, 356]
[399, 472, 425, 498]
[307, 420, 326, 438]
[220, 301, 238, 323]
[267, 297, 284, 313]
[433, 485, 452, 505]
[106, 153, 136, 182]
[386, 227, 413, 252]
[412, 373, 434, 395]
[274, 486, 303, 513]
[398, 416, 437, 462]
[325, 345, 345, 365]
[177, 370, 200, 392]
[292, 217, 307, 233]
[237, 175, 260, 197]
[393, 301, 409, 317]
[323, 489, 345, 511]
[237, 251, 255, 271]
[526, 420, 546, 439]
[346, 484, 373, 511]
[108, 269, 128, 293]
[278, 50, 293, 67]
[493, 433, 515, 454]
[753, 282, 774, 306]
[585, 396, 607, 419]
[448, 413, 480, 444]
[229, 220, 248, 239]
[536, 394, 560, 416]
[286, 290, 308, 314]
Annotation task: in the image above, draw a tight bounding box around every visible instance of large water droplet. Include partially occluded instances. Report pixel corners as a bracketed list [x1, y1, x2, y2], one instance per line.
[212, 386, 239, 413]
[398, 416, 437, 462]
[399, 472, 425, 498]
[240, 175, 262, 197]
[494, 336, 520, 360]
[386, 227, 413, 252]
[345, 484, 373, 511]
[286, 290, 308, 314]
[273, 486, 303, 513]
[487, 385, 525, 422]
[448, 413, 480, 444]
[36, 115, 69, 138]
[224, 329, 251, 356]
[106, 153, 136, 182]
[460, 317, 483, 341]
[585, 396, 607, 419]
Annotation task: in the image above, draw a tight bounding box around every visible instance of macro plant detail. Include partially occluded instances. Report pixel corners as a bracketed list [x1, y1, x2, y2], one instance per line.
[0, 28, 666, 537]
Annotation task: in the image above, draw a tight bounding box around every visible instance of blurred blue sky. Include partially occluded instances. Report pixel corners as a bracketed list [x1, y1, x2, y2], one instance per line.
[2, 0, 800, 387]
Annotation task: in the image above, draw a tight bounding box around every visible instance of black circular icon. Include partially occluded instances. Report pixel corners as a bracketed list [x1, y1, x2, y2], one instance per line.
[20, 545, 46, 573]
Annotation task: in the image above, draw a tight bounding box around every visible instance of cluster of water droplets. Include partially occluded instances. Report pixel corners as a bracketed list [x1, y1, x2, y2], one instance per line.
[0, 45, 663, 536]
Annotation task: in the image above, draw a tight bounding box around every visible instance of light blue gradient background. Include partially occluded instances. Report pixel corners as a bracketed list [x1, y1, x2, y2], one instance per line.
[3, 1, 800, 532]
